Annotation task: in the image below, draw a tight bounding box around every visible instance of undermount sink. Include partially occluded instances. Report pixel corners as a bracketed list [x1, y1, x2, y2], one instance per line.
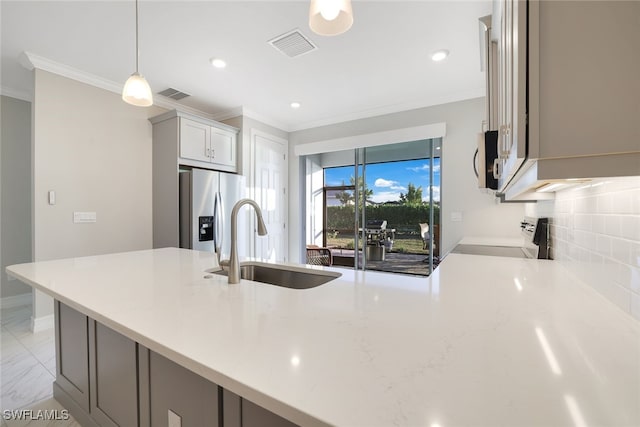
[211, 262, 341, 289]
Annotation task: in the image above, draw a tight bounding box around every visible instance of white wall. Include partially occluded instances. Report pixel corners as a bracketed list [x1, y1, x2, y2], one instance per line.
[1, 95, 32, 299]
[289, 97, 525, 262]
[31, 70, 166, 321]
[533, 177, 640, 320]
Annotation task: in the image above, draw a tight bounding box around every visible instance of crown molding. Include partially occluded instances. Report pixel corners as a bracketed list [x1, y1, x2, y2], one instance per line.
[18, 51, 216, 119]
[211, 106, 244, 122]
[0, 85, 32, 102]
[20, 51, 122, 93]
[212, 106, 291, 133]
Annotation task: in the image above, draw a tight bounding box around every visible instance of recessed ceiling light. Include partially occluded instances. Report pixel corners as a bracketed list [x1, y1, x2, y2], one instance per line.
[431, 50, 449, 62]
[210, 58, 227, 69]
[290, 102, 301, 109]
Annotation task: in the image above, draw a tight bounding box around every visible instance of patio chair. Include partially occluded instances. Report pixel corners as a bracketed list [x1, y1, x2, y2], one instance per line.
[419, 223, 431, 250]
[306, 245, 333, 266]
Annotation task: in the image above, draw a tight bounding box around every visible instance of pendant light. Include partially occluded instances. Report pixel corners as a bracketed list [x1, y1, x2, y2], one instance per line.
[309, 0, 354, 36]
[122, 0, 153, 106]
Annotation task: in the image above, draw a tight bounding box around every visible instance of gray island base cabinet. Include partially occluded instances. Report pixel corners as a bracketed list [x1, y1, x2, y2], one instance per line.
[53, 301, 299, 427]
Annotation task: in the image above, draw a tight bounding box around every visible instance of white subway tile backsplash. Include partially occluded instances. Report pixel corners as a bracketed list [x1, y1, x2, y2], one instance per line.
[596, 235, 612, 257]
[611, 238, 631, 265]
[630, 267, 640, 293]
[592, 215, 605, 234]
[605, 215, 622, 237]
[549, 177, 640, 321]
[575, 214, 591, 231]
[613, 191, 633, 214]
[631, 294, 640, 321]
[597, 193, 613, 214]
[631, 243, 640, 268]
[621, 216, 640, 241]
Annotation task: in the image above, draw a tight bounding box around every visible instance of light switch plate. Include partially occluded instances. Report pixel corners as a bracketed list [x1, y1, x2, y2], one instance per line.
[168, 409, 182, 427]
[73, 212, 97, 223]
[451, 211, 463, 222]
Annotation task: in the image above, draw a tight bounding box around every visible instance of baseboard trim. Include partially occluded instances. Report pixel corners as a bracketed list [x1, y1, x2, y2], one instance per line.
[1, 293, 32, 309]
[31, 313, 54, 332]
[53, 382, 99, 427]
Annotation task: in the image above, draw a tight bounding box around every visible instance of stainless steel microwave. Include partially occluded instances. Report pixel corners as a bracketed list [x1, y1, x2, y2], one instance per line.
[475, 130, 499, 190]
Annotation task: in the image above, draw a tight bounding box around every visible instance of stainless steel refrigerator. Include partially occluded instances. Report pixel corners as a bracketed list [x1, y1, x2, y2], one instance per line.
[179, 168, 246, 260]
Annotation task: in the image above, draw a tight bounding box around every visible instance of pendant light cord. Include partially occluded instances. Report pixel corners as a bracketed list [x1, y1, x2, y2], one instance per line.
[135, 0, 139, 73]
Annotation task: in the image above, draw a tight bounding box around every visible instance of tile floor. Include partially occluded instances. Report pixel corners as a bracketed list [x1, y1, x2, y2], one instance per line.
[0, 303, 80, 426]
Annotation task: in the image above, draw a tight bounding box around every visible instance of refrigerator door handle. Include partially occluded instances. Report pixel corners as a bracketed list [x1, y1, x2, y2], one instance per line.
[213, 192, 222, 262]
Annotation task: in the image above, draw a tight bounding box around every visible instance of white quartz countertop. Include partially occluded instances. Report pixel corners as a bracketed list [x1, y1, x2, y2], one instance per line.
[7, 248, 640, 427]
[456, 236, 525, 247]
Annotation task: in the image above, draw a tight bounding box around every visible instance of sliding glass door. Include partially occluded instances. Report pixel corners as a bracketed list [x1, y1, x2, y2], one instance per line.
[318, 138, 441, 276]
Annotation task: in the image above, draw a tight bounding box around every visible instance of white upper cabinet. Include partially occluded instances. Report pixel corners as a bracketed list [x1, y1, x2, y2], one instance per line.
[180, 118, 211, 163]
[179, 117, 237, 171]
[151, 110, 239, 173]
[209, 127, 237, 169]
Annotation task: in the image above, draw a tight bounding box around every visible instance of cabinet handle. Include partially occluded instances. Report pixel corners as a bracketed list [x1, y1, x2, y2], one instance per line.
[205, 148, 210, 157]
[493, 158, 502, 179]
[498, 125, 508, 159]
[211, 149, 215, 159]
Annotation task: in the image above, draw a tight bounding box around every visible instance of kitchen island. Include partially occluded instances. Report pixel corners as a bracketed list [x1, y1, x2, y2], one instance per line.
[6, 248, 640, 426]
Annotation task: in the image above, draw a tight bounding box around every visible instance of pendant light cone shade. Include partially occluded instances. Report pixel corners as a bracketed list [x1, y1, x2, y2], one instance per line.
[122, 0, 153, 106]
[309, 0, 353, 36]
[122, 72, 153, 106]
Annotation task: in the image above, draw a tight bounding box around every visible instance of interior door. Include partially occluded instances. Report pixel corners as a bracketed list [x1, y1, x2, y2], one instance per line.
[252, 132, 288, 262]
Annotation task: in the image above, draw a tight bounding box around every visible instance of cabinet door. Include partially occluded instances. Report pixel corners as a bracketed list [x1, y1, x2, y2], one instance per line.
[89, 321, 139, 427]
[55, 302, 90, 412]
[149, 351, 220, 427]
[180, 118, 211, 163]
[222, 389, 298, 427]
[210, 127, 237, 169]
[242, 400, 298, 427]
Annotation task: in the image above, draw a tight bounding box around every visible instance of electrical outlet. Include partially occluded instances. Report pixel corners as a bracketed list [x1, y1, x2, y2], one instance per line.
[73, 212, 96, 223]
[168, 409, 181, 427]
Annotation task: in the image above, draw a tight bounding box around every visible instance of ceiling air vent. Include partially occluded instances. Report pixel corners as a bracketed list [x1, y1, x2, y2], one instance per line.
[158, 88, 191, 101]
[268, 29, 317, 58]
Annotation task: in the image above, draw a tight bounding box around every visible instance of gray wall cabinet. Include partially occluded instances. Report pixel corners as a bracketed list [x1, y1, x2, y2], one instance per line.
[89, 322, 139, 427]
[55, 302, 90, 412]
[54, 301, 300, 427]
[147, 350, 220, 427]
[223, 389, 298, 427]
[54, 301, 138, 427]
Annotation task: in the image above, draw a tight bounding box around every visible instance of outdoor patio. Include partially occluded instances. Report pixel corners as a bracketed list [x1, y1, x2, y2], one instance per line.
[329, 249, 438, 276]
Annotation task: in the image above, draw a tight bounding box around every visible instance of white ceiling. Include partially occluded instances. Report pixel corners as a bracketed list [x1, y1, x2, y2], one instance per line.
[1, 1, 491, 131]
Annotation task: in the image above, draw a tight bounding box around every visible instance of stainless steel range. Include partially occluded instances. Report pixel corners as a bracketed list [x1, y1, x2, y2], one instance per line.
[452, 217, 551, 259]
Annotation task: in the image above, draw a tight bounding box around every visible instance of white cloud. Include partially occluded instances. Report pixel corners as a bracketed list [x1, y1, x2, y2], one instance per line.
[421, 186, 441, 202]
[374, 178, 405, 191]
[408, 164, 441, 173]
[375, 178, 395, 187]
[370, 191, 402, 204]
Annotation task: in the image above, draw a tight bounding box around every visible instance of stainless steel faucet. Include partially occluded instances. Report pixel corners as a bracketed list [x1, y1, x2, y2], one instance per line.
[227, 198, 268, 284]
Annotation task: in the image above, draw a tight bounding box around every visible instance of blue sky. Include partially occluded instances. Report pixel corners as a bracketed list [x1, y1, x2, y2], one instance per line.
[325, 158, 441, 204]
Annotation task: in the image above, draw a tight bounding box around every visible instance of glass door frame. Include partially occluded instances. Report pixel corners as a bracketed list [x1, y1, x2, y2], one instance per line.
[352, 139, 439, 275]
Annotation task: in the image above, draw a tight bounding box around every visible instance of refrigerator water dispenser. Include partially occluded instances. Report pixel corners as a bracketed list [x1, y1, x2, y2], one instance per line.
[199, 216, 214, 242]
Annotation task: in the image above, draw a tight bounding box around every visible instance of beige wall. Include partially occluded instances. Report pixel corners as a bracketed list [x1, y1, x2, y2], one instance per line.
[32, 70, 166, 318]
[1, 95, 33, 299]
[289, 97, 525, 262]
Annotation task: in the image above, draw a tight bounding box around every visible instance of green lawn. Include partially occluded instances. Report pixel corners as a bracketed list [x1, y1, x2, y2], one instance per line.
[327, 235, 427, 255]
